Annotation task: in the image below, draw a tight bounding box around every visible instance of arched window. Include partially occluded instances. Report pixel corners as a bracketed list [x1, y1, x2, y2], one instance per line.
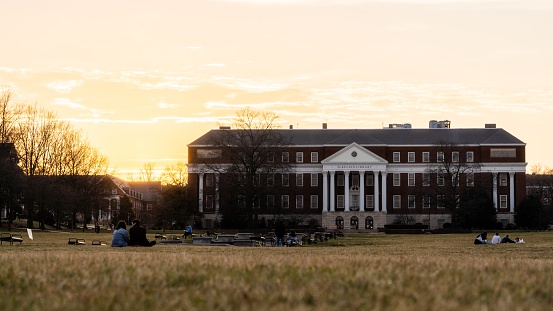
[350, 216, 359, 230]
[335, 216, 344, 230]
[365, 216, 374, 229]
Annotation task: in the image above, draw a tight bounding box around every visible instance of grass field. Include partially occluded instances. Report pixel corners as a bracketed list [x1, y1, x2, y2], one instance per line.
[0, 229, 552, 311]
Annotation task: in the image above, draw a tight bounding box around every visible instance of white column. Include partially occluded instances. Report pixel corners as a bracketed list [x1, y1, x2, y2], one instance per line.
[359, 171, 365, 212]
[381, 172, 388, 213]
[492, 173, 498, 211]
[215, 173, 220, 212]
[509, 172, 515, 213]
[374, 171, 379, 212]
[330, 171, 336, 212]
[344, 171, 350, 211]
[322, 171, 329, 212]
[198, 173, 204, 213]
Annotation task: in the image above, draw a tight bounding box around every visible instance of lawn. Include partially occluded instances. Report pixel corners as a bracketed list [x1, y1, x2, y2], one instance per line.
[0, 229, 552, 311]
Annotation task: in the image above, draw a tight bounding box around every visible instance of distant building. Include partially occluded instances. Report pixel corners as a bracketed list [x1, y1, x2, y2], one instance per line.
[187, 121, 527, 230]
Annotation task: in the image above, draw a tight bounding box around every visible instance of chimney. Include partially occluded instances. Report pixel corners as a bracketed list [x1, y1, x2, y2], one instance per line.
[485, 124, 496, 128]
[289, 125, 293, 129]
[322, 123, 327, 129]
[219, 126, 231, 130]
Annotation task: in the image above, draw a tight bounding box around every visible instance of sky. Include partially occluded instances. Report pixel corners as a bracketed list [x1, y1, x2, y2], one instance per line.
[1, 0, 552, 177]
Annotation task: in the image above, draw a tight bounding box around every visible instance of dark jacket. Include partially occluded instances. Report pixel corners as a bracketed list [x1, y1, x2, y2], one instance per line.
[275, 221, 285, 238]
[129, 224, 151, 246]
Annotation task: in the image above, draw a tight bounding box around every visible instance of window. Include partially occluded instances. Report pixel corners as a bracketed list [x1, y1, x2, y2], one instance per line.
[296, 173, 303, 187]
[422, 152, 430, 163]
[490, 148, 516, 158]
[452, 175, 459, 186]
[337, 195, 345, 209]
[205, 194, 213, 209]
[393, 173, 401, 186]
[267, 195, 275, 208]
[452, 152, 459, 163]
[296, 195, 304, 209]
[408, 152, 415, 162]
[255, 173, 260, 186]
[310, 195, 318, 209]
[437, 195, 445, 208]
[282, 173, 289, 186]
[467, 172, 474, 187]
[296, 152, 303, 163]
[437, 173, 444, 186]
[267, 173, 274, 186]
[423, 196, 430, 208]
[393, 152, 400, 162]
[282, 152, 289, 163]
[365, 216, 374, 229]
[281, 195, 289, 209]
[337, 174, 344, 187]
[423, 173, 430, 186]
[311, 173, 318, 186]
[112, 189, 118, 194]
[499, 173, 507, 186]
[366, 195, 374, 209]
[366, 173, 374, 186]
[206, 174, 213, 187]
[350, 216, 359, 229]
[500, 195, 507, 209]
[466, 151, 474, 163]
[311, 152, 318, 163]
[437, 152, 444, 163]
[268, 152, 274, 163]
[253, 198, 260, 209]
[393, 195, 401, 209]
[408, 195, 416, 209]
[146, 204, 153, 211]
[197, 149, 222, 159]
[408, 173, 415, 186]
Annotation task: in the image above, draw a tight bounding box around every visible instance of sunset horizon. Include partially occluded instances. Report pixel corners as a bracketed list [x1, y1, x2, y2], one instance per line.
[2, 0, 552, 178]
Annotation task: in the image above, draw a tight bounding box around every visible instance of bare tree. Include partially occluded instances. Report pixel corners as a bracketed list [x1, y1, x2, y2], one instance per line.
[205, 107, 291, 228]
[1, 89, 22, 143]
[162, 162, 188, 187]
[139, 162, 156, 181]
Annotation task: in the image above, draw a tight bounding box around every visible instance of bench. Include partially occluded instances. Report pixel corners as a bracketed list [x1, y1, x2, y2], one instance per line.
[68, 238, 86, 245]
[0, 233, 23, 245]
[192, 237, 213, 245]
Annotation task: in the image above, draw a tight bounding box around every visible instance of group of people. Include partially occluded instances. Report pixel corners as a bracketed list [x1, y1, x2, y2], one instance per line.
[274, 220, 299, 246]
[474, 232, 525, 245]
[111, 219, 157, 247]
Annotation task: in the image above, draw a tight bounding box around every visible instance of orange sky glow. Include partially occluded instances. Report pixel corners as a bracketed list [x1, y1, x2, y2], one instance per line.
[1, 0, 552, 178]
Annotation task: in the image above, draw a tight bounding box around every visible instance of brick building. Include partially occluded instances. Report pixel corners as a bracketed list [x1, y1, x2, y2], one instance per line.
[187, 122, 526, 230]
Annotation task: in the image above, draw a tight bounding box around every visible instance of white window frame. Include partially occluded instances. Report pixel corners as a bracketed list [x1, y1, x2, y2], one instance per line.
[296, 195, 304, 209]
[311, 173, 318, 187]
[437, 152, 444, 163]
[366, 173, 374, 187]
[408, 152, 415, 163]
[466, 151, 474, 163]
[282, 152, 289, 163]
[437, 173, 444, 186]
[393, 173, 401, 186]
[337, 195, 345, 209]
[296, 173, 303, 187]
[282, 195, 289, 209]
[423, 173, 430, 186]
[423, 196, 430, 209]
[452, 151, 459, 163]
[437, 195, 445, 208]
[337, 174, 344, 187]
[408, 173, 415, 186]
[408, 195, 416, 209]
[499, 173, 507, 187]
[393, 195, 401, 209]
[311, 152, 318, 163]
[366, 195, 374, 209]
[393, 152, 400, 163]
[500, 195, 508, 209]
[282, 173, 289, 187]
[422, 152, 430, 163]
[296, 152, 303, 163]
[310, 195, 318, 209]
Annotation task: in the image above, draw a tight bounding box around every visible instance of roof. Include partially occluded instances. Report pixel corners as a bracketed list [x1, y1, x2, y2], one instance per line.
[188, 128, 525, 147]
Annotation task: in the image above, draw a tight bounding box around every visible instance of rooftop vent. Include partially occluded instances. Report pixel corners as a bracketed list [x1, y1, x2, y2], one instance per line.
[388, 123, 412, 129]
[289, 125, 293, 129]
[322, 123, 327, 129]
[429, 120, 451, 128]
[485, 124, 496, 128]
[219, 126, 231, 130]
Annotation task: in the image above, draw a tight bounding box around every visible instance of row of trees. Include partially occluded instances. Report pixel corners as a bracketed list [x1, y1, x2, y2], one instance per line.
[1, 89, 110, 229]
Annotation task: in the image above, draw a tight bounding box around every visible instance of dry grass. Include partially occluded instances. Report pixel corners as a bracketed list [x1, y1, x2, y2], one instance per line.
[0, 230, 552, 311]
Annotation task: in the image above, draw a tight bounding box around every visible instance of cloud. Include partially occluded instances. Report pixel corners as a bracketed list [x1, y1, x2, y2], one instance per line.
[46, 80, 84, 93]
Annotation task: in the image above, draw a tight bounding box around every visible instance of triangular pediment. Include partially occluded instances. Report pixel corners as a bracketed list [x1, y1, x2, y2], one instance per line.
[322, 142, 387, 164]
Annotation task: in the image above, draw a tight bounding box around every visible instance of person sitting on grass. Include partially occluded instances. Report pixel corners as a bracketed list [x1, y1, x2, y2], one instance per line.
[111, 220, 130, 247]
[287, 230, 299, 246]
[183, 225, 193, 239]
[474, 232, 492, 244]
[500, 234, 515, 243]
[491, 233, 501, 244]
[129, 219, 156, 247]
[515, 237, 525, 243]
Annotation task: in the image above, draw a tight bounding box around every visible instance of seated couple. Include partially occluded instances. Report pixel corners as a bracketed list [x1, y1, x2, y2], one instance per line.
[111, 219, 156, 247]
